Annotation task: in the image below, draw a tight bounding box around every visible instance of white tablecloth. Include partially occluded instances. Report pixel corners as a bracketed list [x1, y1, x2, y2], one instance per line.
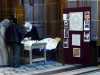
[21, 37, 61, 51]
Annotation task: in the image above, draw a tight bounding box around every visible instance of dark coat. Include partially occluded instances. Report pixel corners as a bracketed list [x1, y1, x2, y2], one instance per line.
[5, 22, 25, 45]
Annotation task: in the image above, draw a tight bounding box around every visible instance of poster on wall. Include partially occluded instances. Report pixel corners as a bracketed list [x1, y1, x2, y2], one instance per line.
[64, 20, 69, 27]
[73, 48, 80, 57]
[84, 11, 90, 31]
[64, 38, 69, 43]
[69, 12, 83, 31]
[64, 29, 69, 38]
[84, 11, 90, 21]
[63, 42, 69, 48]
[63, 14, 68, 21]
[72, 34, 80, 46]
[63, 38, 69, 48]
[84, 20, 90, 30]
[84, 31, 90, 42]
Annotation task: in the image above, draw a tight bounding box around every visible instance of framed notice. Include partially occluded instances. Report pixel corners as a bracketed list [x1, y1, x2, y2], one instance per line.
[73, 48, 80, 57]
[72, 34, 80, 46]
[69, 12, 83, 31]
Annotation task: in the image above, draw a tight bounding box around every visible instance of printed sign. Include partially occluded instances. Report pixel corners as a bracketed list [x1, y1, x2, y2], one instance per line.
[72, 34, 80, 46]
[73, 48, 80, 57]
[69, 12, 83, 31]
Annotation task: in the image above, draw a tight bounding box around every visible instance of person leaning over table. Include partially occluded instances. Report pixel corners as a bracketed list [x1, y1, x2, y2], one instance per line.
[23, 21, 40, 57]
[23, 21, 40, 40]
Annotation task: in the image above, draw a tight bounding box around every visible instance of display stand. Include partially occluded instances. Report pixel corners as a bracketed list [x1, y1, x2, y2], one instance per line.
[63, 7, 97, 65]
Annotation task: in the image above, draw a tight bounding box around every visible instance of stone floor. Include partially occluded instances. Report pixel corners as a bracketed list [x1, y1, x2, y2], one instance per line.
[0, 61, 81, 75]
[0, 60, 99, 75]
[52, 66, 100, 75]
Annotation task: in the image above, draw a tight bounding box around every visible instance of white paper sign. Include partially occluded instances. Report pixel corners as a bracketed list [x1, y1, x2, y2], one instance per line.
[69, 12, 83, 31]
[72, 34, 80, 46]
[63, 14, 68, 20]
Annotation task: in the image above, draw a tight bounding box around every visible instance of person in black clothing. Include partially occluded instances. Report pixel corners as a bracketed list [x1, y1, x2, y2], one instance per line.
[23, 21, 40, 56]
[5, 20, 40, 67]
[5, 18, 25, 67]
[23, 22, 39, 40]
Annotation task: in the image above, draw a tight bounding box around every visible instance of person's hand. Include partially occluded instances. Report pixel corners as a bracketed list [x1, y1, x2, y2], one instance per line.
[28, 37, 31, 40]
[24, 37, 31, 41]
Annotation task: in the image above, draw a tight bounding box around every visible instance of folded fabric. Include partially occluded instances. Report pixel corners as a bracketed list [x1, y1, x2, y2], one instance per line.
[40, 37, 61, 50]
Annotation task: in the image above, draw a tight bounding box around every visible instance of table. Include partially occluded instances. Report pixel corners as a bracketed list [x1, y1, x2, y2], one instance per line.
[22, 41, 46, 64]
